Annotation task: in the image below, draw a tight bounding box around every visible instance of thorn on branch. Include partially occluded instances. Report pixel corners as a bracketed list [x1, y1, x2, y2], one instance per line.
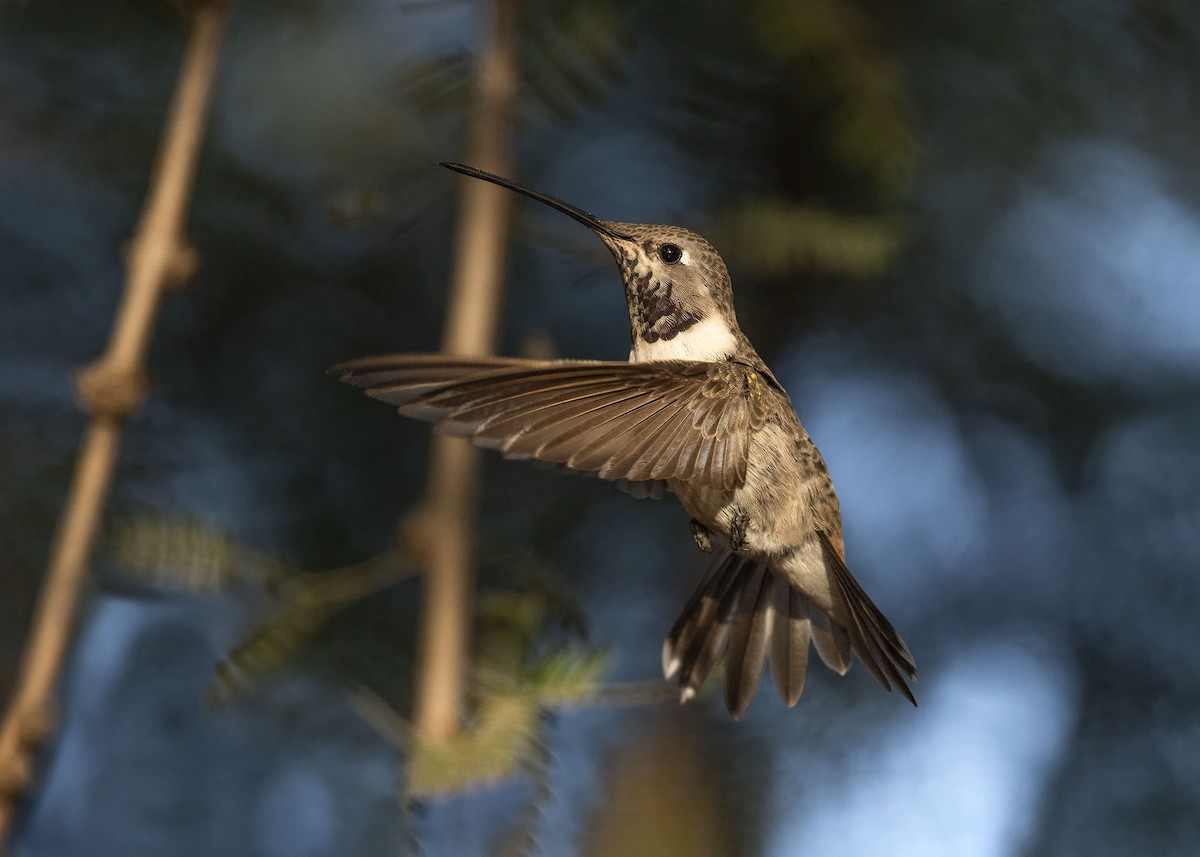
[0, 705, 56, 799]
[165, 241, 201, 290]
[76, 361, 150, 421]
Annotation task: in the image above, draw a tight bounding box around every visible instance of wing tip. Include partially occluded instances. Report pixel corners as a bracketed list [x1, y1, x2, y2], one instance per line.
[328, 354, 413, 386]
[328, 360, 358, 382]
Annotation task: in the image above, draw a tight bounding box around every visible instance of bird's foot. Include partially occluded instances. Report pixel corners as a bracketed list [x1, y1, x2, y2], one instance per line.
[729, 508, 751, 552]
[689, 518, 713, 553]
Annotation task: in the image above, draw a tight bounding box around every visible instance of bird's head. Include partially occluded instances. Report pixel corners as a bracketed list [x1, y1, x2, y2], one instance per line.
[441, 162, 741, 362]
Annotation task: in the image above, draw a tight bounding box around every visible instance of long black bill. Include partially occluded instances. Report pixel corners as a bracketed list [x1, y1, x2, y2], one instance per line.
[439, 162, 632, 240]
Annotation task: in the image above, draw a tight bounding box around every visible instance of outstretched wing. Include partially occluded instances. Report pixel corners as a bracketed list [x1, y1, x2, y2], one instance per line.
[334, 354, 777, 491]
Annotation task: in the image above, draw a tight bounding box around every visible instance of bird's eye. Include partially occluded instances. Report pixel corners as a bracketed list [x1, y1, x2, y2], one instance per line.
[658, 243, 683, 264]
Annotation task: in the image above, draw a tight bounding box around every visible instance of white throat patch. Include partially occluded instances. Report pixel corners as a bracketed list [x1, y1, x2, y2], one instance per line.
[630, 315, 738, 363]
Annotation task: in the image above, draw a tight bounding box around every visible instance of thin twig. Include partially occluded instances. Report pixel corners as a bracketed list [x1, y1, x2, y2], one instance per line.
[562, 681, 678, 709]
[0, 2, 230, 846]
[412, 0, 521, 743]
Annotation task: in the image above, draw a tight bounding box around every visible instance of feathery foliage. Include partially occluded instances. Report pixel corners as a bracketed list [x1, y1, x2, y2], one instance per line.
[206, 549, 417, 704]
[723, 200, 902, 277]
[753, 0, 913, 194]
[394, 0, 626, 127]
[401, 588, 612, 797]
[111, 516, 418, 702]
[712, 0, 913, 279]
[113, 516, 289, 592]
[109, 516, 621, 800]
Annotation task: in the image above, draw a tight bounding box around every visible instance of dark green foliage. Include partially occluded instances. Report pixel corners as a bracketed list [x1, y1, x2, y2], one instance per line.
[112, 516, 417, 701]
[110, 517, 620, 799]
[393, 0, 628, 127]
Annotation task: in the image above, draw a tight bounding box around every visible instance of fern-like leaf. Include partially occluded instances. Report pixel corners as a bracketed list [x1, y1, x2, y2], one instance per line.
[113, 516, 288, 592]
[531, 648, 613, 707]
[406, 694, 542, 797]
[208, 550, 416, 704]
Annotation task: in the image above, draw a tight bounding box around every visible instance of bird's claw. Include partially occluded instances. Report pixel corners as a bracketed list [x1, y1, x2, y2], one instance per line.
[729, 508, 751, 552]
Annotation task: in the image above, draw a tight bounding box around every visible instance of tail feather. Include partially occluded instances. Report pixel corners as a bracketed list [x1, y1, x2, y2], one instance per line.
[768, 581, 810, 707]
[807, 599, 853, 675]
[723, 563, 776, 717]
[662, 550, 744, 679]
[818, 531, 918, 706]
[663, 538, 918, 715]
[676, 560, 745, 701]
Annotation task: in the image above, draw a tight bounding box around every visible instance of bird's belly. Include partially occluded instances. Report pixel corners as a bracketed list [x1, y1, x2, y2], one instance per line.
[670, 422, 814, 557]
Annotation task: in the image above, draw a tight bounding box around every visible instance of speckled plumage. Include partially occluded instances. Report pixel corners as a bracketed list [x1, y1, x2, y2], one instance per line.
[335, 164, 917, 717]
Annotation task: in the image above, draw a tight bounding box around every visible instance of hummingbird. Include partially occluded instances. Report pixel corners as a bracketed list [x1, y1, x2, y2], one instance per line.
[335, 162, 917, 717]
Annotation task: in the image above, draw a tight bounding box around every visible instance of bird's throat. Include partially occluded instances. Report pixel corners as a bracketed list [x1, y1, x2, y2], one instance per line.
[630, 314, 739, 362]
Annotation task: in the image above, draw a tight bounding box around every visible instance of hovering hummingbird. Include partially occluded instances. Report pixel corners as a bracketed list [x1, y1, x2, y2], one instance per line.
[335, 163, 917, 717]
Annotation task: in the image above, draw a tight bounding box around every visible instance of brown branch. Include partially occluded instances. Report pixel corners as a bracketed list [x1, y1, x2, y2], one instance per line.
[412, 0, 521, 743]
[0, 2, 230, 846]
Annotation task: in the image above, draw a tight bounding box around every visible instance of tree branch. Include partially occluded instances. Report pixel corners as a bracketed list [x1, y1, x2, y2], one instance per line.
[0, 2, 230, 846]
[412, 0, 521, 743]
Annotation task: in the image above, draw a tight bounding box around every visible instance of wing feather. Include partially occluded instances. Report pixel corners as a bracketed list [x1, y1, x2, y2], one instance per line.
[510, 391, 657, 460]
[575, 398, 680, 473]
[600, 399, 692, 480]
[336, 355, 780, 490]
[649, 410, 706, 480]
[630, 406, 694, 479]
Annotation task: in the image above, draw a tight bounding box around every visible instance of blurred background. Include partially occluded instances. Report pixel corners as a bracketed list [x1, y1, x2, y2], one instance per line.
[3, 0, 1200, 854]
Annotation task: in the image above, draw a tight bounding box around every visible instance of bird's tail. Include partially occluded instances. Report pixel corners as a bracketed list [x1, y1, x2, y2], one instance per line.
[663, 540, 917, 718]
